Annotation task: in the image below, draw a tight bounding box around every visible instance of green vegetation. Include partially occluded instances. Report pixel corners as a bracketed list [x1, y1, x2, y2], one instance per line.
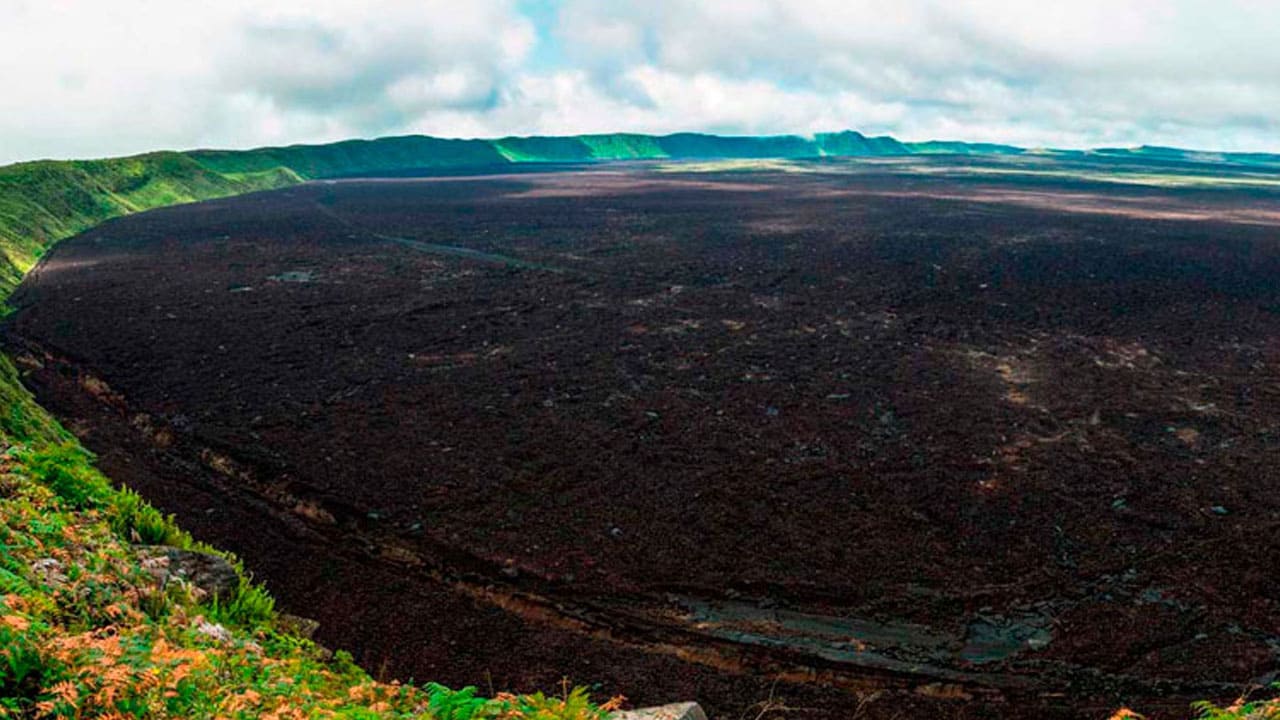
[189, 137, 506, 179]
[905, 140, 1024, 155]
[0, 153, 299, 299]
[579, 134, 668, 160]
[1192, 696, 1280, 719]
[1093, 145, 1280, 168]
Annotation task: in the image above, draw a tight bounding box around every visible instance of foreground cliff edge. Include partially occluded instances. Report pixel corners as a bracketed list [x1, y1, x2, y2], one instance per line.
[0, 131, 1275, 719]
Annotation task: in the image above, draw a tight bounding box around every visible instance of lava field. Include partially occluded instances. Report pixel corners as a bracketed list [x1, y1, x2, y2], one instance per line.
[7, 159, 1280, 718]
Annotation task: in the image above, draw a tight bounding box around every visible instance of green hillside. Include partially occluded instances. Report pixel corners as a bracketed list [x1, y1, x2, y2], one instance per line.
[270, 130, 936, 168]
[189, 136, 506, 178]
[906, 140, 1025, 155]
[0, 153, 298, 298]
[815, 130, 910, 155]
[580, 133, 669, 159]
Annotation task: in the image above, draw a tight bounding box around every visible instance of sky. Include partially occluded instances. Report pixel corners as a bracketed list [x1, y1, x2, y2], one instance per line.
[3, 0, 1280, 164]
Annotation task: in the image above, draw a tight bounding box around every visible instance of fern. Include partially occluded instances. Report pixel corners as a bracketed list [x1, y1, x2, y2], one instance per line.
[426, 683, 492, 720]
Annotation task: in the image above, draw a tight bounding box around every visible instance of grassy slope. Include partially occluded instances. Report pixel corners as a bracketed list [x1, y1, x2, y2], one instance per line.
[0, 132, 1271, 718]
[0, 153, 300, 299]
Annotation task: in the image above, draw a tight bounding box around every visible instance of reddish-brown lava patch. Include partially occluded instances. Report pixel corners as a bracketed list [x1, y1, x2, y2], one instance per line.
[6, 161, 1280, 718]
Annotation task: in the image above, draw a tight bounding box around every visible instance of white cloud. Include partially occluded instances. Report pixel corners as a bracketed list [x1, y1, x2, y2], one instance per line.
[1, 0, 1279, 163]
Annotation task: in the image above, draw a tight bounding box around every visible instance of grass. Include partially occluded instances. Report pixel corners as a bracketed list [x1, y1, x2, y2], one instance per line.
[0, 153, 300, 301]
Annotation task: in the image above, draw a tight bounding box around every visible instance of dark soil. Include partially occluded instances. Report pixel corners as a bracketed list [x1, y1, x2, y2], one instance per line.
[7, 160, 1280, 718]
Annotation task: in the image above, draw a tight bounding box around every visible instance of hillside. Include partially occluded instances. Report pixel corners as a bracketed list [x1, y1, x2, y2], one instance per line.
[0, 364, 619, 718]
[0, 154, 298, 298]
[0, 129, 923, 300]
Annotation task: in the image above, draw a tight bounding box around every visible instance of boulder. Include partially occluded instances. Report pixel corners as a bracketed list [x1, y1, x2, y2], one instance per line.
[611, 702, 708, 720]
[29, 557, 69, 588]
[136, 546, 239, 602]
[277, 613, 321, 640]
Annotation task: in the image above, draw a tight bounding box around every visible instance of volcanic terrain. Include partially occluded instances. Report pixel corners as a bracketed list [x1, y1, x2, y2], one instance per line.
[6, 158, 1280, 718]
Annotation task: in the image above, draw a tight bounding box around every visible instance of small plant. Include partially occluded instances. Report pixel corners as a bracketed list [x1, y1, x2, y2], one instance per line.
[11, 442, 108, 509]
[206, 579, 275, 628]
[1192, 689, 1280, 720]
[108, 487, 186, 546]
[0, 610, 50, 708]
[426, 683, 492, 720]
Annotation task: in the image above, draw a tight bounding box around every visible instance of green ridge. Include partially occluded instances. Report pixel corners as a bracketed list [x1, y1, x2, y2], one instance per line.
[0, 152, 300, 299]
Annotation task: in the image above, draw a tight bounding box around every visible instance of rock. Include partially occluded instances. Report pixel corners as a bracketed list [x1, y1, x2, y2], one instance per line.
[611, 703, 708, 720]
[136, 546, 239, 602]
[29, 558, 68, 588]
[276, 613, 321, 640]
[194, 619, 234, 644]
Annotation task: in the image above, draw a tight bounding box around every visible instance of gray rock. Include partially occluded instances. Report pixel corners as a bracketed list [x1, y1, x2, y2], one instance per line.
[611, 702, 708, 720]
[194, 620, 234, 644]
[136, 546, 239, 602]
[29, 558, 68, 588]
[277, 613, 321, 640]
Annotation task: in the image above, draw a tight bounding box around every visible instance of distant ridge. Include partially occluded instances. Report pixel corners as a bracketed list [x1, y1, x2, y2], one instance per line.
[4, 128, 1280, 300]
[186, 130, 1006, 178]
[185, 130, 1280, 181]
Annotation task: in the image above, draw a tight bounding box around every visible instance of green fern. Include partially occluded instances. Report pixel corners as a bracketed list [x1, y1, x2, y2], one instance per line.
[426, 683, 492, 720]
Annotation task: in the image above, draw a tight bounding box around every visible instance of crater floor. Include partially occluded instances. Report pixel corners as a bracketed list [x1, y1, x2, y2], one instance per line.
[8, 159, 1280, 718]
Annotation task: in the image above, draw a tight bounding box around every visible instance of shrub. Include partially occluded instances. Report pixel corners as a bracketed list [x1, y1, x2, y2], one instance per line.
[11, 442, 109, 509]
[108, 487, 186, 546]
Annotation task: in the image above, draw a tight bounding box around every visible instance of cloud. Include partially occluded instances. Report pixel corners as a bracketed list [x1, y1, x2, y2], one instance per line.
[218, 1, 533, 136]
[1, 0, 1278, 163]
[544, 0, 1280, 149]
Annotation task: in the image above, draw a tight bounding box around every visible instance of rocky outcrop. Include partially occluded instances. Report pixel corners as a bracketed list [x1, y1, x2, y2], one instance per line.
[136, 546, 239, 602]
[611, 703, 708, 720]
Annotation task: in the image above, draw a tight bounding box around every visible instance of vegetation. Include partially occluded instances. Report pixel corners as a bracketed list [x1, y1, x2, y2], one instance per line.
[1191, 694, 1280, 719]
[0, 153, 299, 299]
